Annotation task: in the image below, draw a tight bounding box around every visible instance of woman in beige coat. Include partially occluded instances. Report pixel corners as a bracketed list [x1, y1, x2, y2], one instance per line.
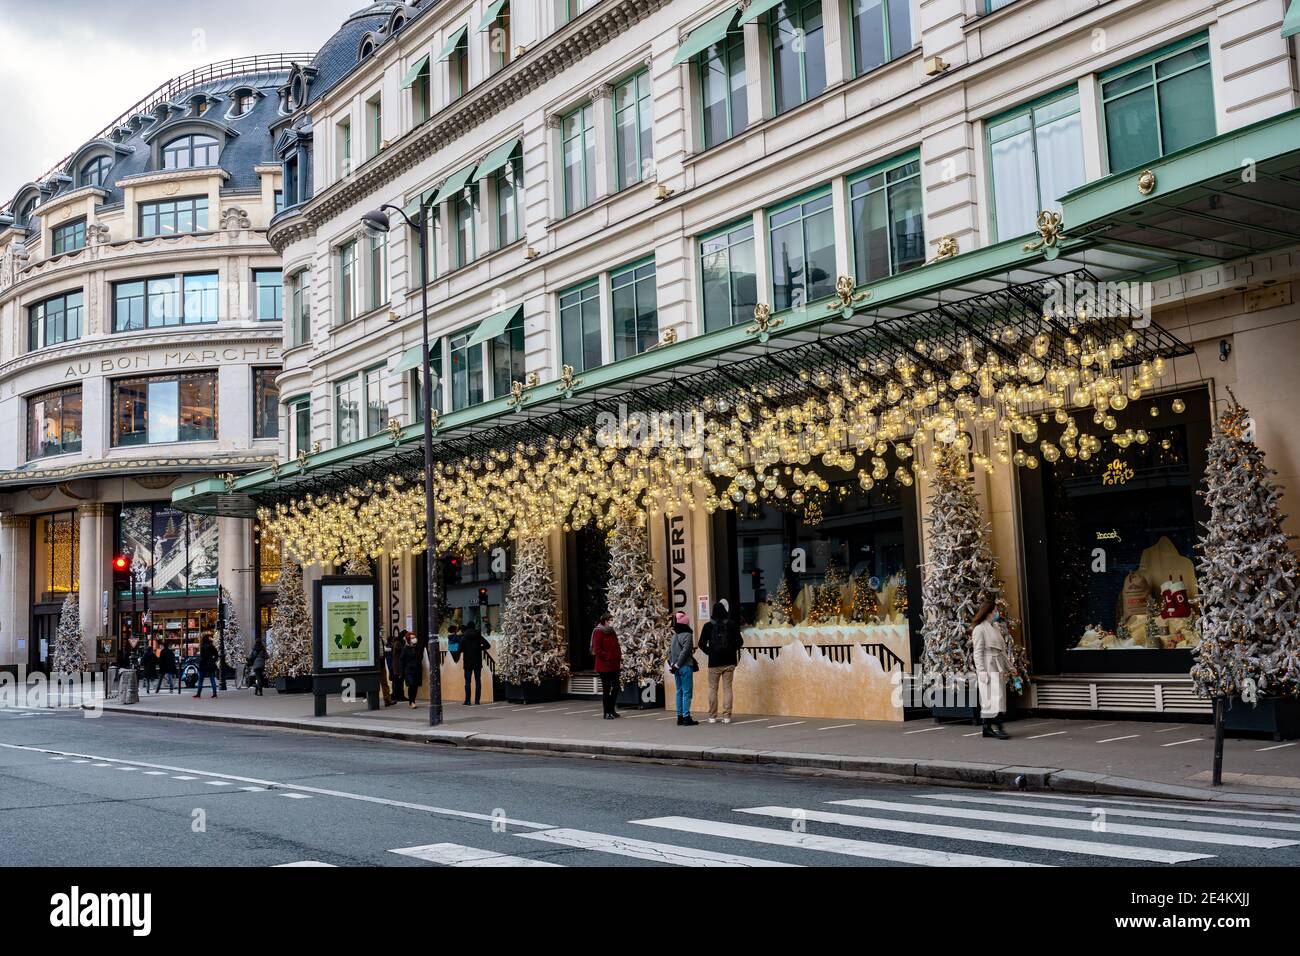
[971, 598, 1010, 739]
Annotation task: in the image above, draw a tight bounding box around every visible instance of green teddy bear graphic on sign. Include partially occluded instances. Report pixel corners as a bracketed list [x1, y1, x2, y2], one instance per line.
[334, 617, 362, 650]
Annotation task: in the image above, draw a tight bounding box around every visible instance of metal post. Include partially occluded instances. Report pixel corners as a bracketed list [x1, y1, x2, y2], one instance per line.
[418, 201, 443, 726]
[1212, 695, 1226, 786]
[217, 587, 227, 691]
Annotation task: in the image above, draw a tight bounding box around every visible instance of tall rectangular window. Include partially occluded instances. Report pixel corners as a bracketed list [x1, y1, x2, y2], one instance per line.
[254, 269, 283, 321]
[26, 386, 82, 460]
[490, 310, 525, 400]
[770, 0, 826, 115]
[413, 214, 438, 286]
[768, 190, 835, 311]
[698, 26, 747, 149]
[335, 376, 361, 445]
[413, 61, 432, 123]
[450, 31, 470, 99]
[562, 103, 596, 215]
[849, 156, 924, 284]
[28, 291, 84, 351]
[368, 232, 388, 310]
[52, 218, 86, 255]
[288, 397, 311, 458]
[494, 150, 523, 247]
[112, 274, 217, 332]
[337, 117, 352, 177]
[559, 280, 601, 373]
[988, 90, 1086, 240]
[613, 70, 653, 191]
[610, 260, 657, 361]
[451, 186, 476, 268]
[1102, 35, 1214, 173]
[253, 368, 279, 438]
[411, 348, 444, 420]
[851, 0, 912, 76]
[338, 239, 358, 323]
[289, 269, 311, 345]
[365, 365, 386, 436]
[449, 329, 485, 410]
[139, 196, 208, 237]
[490, 2, 513, 73]
[111, 372, 217, 446]
[366, 95, 383, 159]
[700, 222, 757, 333]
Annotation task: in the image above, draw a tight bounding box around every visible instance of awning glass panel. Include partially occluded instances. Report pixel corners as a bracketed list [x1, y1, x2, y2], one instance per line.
[403, 188, 436, 219]
[671, 7, 741, 65]
[737, 0, 782, 27]
[465, 304, 522, 348]
[432, 164, 477, 205]
[391, 344, 428, 374]
[438, 25, 468, 61]
[1283, 0, 1299, 39]
[478, 0, 509, 32]
[400, 53, 430, 89]
[472, 138, 522, 182]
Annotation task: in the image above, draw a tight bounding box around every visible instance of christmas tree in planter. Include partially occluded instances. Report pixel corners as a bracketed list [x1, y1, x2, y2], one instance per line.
[497, 537, 568, 700]
[851, 574, 880, 624]
[51, 593, 87, 674]
[217, 586, 244, 676]
[1191, 394, 1300, 719]
[768, 575, 795, 627]
[606, 512, 672, 704]
[920, 449, 1028, 707]
[265, 558, 313, 690]
[807, 562, 845, 625]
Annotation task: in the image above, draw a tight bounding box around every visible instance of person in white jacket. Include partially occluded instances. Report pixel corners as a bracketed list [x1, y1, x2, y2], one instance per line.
[971, 598, 1010, 739]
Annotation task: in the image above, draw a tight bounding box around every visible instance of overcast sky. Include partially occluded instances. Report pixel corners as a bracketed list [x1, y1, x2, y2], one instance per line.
[0, 0, 363, 201]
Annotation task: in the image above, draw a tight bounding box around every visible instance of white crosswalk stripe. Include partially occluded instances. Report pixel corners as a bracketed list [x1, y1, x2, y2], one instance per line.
[961, 791, 1300, 819]
[390, 843, 561, 867]
[632, 816, 1047, 866]
[735, 806, 1212, 863]
[921, 792, 1300, 831]
[516, 828, 799, 867]
[826, 798, 1296, 849]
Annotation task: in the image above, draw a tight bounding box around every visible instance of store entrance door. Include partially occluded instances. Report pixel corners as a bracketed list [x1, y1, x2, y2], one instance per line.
[564, 525, 609, 672]
[32, 606, 60, 671]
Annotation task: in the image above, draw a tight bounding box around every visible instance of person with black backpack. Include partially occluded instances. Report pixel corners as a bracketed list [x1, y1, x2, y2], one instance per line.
[698, 600, 743, 723]
[457, 622, 491, 705]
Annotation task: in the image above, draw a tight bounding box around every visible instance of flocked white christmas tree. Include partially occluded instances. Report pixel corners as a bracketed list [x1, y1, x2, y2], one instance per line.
[606, 511, 673, 686]
[497, 537, 569, 686]
[1191, 394, 1300, 700]
[266, 558, 313, 680]
[217, 586, 244, 671]
[51, 593, 87, 674]
[920, 447, 1027, 680]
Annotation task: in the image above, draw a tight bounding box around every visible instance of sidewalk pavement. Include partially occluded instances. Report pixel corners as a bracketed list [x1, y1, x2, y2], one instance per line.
[88, 686, 1300, 809]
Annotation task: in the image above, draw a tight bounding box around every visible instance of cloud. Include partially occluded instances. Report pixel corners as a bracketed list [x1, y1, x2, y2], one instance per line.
[0, 0, 361, 200]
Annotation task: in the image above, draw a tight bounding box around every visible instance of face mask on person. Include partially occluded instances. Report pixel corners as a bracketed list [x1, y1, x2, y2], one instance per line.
[992, 610, 1002, 622]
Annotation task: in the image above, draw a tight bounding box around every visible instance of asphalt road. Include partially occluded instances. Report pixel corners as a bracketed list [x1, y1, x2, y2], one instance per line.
[2, 708, 1298, 868]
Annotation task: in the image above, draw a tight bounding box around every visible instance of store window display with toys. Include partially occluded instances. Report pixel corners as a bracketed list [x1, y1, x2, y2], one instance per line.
[1019, 388, 1210, 673]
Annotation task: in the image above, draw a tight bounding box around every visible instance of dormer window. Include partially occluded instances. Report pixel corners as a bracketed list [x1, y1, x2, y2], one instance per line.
[360, 36, 376, 58]
[81, 156, 114, 189]
[18, 197, 37, 228]
[191, 96, 211, 116]
[232, 92, 257, 117]
[392, 14, 406, 32]
[162, 133, 220, 170]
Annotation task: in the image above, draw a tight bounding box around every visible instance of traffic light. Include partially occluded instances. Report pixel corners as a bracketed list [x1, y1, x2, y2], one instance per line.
[112, 554, 132, 590]
[478, 587, 488, 606]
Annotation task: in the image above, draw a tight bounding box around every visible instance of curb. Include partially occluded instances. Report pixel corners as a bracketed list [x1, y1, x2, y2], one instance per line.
[100, 703, 1300, 811]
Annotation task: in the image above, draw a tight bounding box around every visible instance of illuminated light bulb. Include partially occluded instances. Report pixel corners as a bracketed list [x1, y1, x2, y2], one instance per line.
[1150, 405, 1160, 418]
[1171, 398, 1186, 414]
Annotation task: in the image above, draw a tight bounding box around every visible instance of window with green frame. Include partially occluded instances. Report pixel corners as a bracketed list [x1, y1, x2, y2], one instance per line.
[559, 279, 601, 372]
[494, 150, 523, 247]
[611, 260, 657, 360]
[697, 26, 747, 149]
[987, 89, 1086, 241]
[287, 396, 311, 458]
[848, 155, 923, 285]
[850, 0, 912, 77]
[338, 238, 358, 323]
[490, 309, 525, 398]
[1101, 35, 1215, 174]
[986, 0, 1017, 11]
[410, 347, 444, 420]
[770, 0, 826, 115]
[769, 190, 835, 311]
[449, 327, 485, 409]
[700, 221, 757, 333]
[559, 0, 584, 25]
[413, 214, 438, 286]
[561, 103, 596, 215]
[52, 218, 86, 255]
[368, 232, 387, 310]
[451, 185, 476, 268]
[614, 70, 653, 190]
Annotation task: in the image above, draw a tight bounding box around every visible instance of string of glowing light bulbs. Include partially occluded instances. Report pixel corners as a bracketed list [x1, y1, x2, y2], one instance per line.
[258, 324, 1172, 567]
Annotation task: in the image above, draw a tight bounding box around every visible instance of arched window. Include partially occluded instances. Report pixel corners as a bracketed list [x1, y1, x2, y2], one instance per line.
[81, 156, 114, 188]
[162, 134, 220, 170]
[17, 197, 38, 227]
[360, 38, 376, 58]
[232, 91, 257, 117]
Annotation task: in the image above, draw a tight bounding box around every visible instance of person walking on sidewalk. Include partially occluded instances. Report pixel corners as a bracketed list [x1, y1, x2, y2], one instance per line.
[972, 597, 1010, 739]
[699, 600, 743, 724]
[375, 627, 394, 706]
[193, 635, 219, 699]
[399, 631, 424, 710]
[389, 631, 407, 703]
[591, 612, 622, 719]
[157, 644, 177, 693]
[140, 641, 159, 693]
[459, 622, 491, 705]
[668, 612, 698, 726]
[247, 637, 268, 696]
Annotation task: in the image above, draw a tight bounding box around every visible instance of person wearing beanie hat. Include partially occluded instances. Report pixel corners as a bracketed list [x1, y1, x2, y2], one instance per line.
[668, 611, 699, 725]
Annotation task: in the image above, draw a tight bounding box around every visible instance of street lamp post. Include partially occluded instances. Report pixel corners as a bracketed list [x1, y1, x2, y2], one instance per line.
[362, 199, 443, 726]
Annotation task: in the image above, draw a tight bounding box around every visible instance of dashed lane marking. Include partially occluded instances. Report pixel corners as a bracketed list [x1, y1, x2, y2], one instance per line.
[768, 721, 806, 729]
[903, 726, 944, 735]
[1257, 742, 1297, 752]
[1026, 731, 1066, 739]
[390, 843, 560, 867]
[1096, 735, 1140, 744]
[1161, 738, 1205, 747]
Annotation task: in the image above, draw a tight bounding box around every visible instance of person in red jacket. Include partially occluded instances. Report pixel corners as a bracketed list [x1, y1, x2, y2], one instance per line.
[591, 612, 622, 720]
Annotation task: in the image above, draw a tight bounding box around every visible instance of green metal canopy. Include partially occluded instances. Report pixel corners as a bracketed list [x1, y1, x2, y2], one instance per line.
[464, 304, 523, 348]
[478, 0, 509, 31]
[1284, 0, 1300, 38]
[737, 0, 782, 26]
[438, 25, 468, 61]
[391, 343, 430, 374]
[671, 6, 741, 65]
[432, 163, 477, 204]
[400, 53, 430, 89]
[403, 187, 436, 219]
[471, 138, 522, 182]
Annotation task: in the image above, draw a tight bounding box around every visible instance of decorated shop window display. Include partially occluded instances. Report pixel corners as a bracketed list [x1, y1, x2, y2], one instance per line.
[1075, 536, 1202, 651]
